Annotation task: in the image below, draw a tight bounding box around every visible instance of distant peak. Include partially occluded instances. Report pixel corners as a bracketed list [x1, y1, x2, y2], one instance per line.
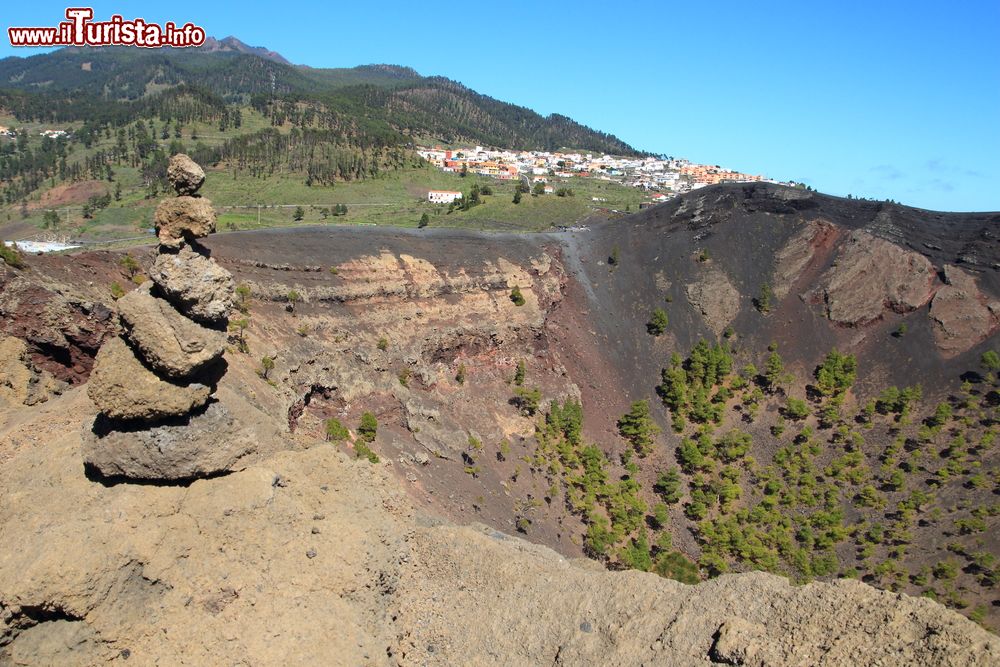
[353, 64, 422, 79]
[199, 35, 291, 65]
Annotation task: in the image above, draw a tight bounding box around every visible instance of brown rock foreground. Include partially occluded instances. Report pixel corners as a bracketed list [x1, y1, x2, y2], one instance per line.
[153, 195, 216, 249]
[164, 153, 205, 196]
[117, 282, 226, 379]
[81, 386, 280, 481]
[86, 337, 212, 422]
[1, 390, 996, 666]
[149, 244, 235, 325]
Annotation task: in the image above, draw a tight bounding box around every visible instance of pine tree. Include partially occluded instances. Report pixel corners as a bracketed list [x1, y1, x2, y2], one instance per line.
[756, 282, 773, 313]
[513, 359, 526, 386]
[325, 418, 349, 442]
[764, 350, 785, 392]
[358, 412, 378, 443]
[654, 468, 683, 504]
[647, 308, 669, 336]
[618, 400, 661, 457]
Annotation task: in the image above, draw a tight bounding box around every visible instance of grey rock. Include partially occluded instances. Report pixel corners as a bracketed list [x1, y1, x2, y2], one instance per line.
[166, 153, 205, 196]
[82, 388, 270, 480]
[685, 268, 741, 336]
[155, 196, 217, 249]
[117, 282, 226, 379]
[86, 337, 211, 422]
[150, 245, 235, 325]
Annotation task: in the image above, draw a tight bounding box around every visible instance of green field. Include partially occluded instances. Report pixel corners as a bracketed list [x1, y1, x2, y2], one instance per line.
[1, 105, 653, 242]
[208, 165, 647, 233]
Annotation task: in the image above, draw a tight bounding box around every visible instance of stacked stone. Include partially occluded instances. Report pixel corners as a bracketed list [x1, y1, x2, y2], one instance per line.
[83, 155, 240, 480]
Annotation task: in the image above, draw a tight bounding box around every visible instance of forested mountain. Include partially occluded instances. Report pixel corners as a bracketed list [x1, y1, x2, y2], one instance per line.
[0, 44, 640, 155]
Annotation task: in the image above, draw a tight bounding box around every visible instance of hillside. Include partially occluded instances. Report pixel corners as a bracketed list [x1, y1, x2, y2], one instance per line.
[0, 43, 647, 244]
[0, 44, 640, 153]
[2, 178, 1000, 662]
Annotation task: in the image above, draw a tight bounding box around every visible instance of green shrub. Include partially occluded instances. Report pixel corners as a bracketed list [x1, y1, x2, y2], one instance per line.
[755, 282, 773, 313]
[617, 400, 660, 457]
[510, 286, 526, 306]
[647, 308, 669, 336]
[513, 359, 526, 386]
[354, 441, 379, 464]
[814, 350, 857, 396]
[514, 386, 542, 416]
[651, 503, 670, 529]
[235, 283, 252, 306]
[259, 355, 275, 379]
[358, 412, 378, 443]
[784, 398, 809, 420]
[654, 468, 683, 504]
[325, 418, 350, 442]
[119, 254, 140, 277]
[653, 551, 700, 584]
[0, 244, 25, 269]
[619, 531, 652, 571]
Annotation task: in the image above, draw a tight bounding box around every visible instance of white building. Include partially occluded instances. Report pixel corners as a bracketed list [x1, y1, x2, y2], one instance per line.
[427, 190, 463, 204]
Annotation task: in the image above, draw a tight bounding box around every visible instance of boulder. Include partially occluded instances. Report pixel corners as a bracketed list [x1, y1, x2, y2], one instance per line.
[154, 196, 216, 249]
[0, 334, 64, 406]
[685, 268, 741, 335]
[149, 245, 235, 325]
[81, 388, 271, 480]
[813, 230, 936, 326]
[86, 336, 211, 421]
[404, 399, 469, 459]
[929, 264, 1000, 356]
[117, 282, 226, 378]
[166, 153, 205, 195]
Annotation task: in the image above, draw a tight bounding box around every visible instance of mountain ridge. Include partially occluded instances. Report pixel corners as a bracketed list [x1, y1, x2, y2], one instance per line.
[0, 43, 642, 155]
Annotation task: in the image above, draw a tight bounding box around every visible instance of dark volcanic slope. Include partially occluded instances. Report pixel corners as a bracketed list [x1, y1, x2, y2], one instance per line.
[569, 184, 1000, 409]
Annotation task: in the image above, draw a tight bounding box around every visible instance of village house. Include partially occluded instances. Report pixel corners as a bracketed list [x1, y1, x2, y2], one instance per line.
[427, 190, 463, 204]
[413, 143, 789, 202]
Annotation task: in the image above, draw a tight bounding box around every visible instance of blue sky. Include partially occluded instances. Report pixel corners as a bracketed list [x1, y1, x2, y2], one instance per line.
[2, 1, 998, 211]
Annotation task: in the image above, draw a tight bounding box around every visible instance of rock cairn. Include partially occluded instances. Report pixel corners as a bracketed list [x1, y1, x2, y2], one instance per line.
[83, 155, 246, 480]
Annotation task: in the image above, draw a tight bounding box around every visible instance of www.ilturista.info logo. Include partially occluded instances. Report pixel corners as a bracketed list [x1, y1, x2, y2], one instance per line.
[8, 8, 206, 48]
